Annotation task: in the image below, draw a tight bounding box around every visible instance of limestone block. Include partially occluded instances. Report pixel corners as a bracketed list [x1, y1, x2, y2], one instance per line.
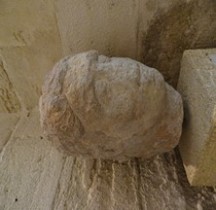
[1, 109, 216, 209]
[0, 44, 61, 111]
[0, 0, 62, 111]
[0, 59, 21, 113]
[177, 49, 216, 186]
[54, 0, 178, 60]
[55, 0, 142, 59]
[40, 51, 183, 161]
[0, 113, 19, 151]
[0, 108, 65, 210]
[0, 0, 57, 47]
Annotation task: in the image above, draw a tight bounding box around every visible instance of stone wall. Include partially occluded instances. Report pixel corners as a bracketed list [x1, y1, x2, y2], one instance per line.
[0, 0, 216, 209]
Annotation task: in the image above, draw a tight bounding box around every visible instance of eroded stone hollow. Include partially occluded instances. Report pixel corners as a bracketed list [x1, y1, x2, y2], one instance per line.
[39, 51, 183, 161]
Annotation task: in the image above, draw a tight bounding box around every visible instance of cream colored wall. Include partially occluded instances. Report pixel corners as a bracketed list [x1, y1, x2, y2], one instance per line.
[1, 1, 216, 209]
[178, 49, 216, 186]
[0, 0, 181, 113]
[0, 0, 62, 112]
[1, 0, 214, 113]
[56, 0, 141, 59]
[55, 0, 177, 60]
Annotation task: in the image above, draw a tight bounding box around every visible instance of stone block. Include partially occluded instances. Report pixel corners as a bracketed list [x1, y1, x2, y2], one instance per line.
[177, 48, 216, 186]
[40, 51, 183, 161]
[0, 59, 21, 113]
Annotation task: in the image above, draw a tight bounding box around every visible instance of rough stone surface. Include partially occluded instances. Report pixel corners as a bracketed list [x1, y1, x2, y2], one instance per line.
[55, 0, 178, 60]
[0, 60, 21, 113]
[0, 0, 62, 111]
[40, 51, 183, 161]
[1, 0, 216, 209]
[143, 0, 216, 86]
[55, 0, 216, 87]
[1, 109, 216, 210]
[177, 49, 216, 186]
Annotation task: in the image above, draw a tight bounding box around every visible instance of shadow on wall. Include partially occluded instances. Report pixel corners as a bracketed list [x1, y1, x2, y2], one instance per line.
[142, 1, 216, 207]
[143, 0, 216, 87]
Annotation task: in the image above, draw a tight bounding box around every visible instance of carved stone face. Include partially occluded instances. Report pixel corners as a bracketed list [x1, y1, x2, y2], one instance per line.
[39, 51, 183, 161]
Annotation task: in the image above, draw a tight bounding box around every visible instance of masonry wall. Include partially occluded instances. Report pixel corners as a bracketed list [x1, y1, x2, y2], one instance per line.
[0, 0, 216, 209]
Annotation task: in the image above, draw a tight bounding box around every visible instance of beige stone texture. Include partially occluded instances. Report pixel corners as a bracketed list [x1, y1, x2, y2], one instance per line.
[0, 0, 216, 209]
[1, 109, 216, 210]
[55, 0, 216, 86]
[142, 0, 216, 86]
[40, 51, 183, 161]
[0, 113, 20, 152]
[178, 49, 216, 186]
[0, 60, 21, 113]
[55, 0, 178, 60]
[0, 0, 62, 111]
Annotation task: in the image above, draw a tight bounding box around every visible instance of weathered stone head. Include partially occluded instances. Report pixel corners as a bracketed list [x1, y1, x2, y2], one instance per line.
[39, 51, 183, 161]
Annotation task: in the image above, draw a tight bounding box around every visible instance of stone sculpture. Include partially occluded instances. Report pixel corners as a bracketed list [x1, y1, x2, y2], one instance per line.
[39, 51, 183, 161]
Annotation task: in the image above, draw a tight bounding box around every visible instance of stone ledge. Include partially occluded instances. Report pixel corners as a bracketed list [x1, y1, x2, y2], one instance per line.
[177, 48, 216, 186]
